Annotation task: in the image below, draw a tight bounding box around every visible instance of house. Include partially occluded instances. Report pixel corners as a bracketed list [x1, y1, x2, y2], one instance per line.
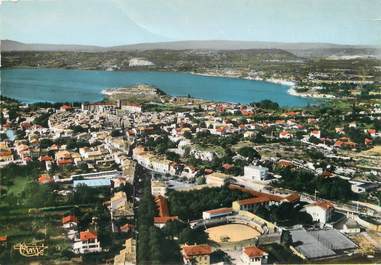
[60, 104, 73, 112]
[110, 191, 134, 220]
[205, 172, 231, 187]
[113, 238, 136, 265]
[122, 104, 142, 113]
[240, 246, 268, 265]
[351, 182, 379, 194]
[79, 147, 104, 161]
[310, 130, 321, 139]
[39, 155, 53, 162]
[190, 148, 215, 162]
[243, 166, 269, 181]
[73, 231, 102, 254]
[151, 179, 167, 197]
[0, 236, 7, 246]
[202, 207, 232, 220]
[0, 149, 13, 162]
[56, 150, 73, 166]
[367, 129, 377, 138]
[244, 131, 256, 138]
[279, 131, 292, 139]
[182, 244, 212, 265]
[305, 201, 334, 224]
[232, 197, 270, 212]
[154, 195, 178, 228]
[120, 223, 134, 233]
[154, 216, 178, 228]
[38, 175, 53, 184]
[62, 215, 78, 230]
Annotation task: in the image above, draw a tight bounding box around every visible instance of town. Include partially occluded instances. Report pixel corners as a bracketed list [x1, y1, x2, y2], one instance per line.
[1, 80, 381, 264]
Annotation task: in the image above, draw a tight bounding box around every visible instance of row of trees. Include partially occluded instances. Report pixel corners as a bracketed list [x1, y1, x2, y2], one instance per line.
[255, 203, 313, 227]
[167, 185, 251, 220]
[274, 167, 355, 202]
[137, 180, 181, 265]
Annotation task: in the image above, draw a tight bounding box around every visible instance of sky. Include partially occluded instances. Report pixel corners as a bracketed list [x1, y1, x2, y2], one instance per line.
[0, 0, 380, 46]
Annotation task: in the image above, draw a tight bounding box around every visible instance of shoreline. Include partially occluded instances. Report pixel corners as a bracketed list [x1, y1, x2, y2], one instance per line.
[190, 71, 333, 99]
[2, 67, 322, 105]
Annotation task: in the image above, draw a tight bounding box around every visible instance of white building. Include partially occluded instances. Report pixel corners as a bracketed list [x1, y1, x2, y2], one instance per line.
[73, 231, 102, 254]
[202, 207, 232, 220]
[240, 246, 268, 265]
[122, 104, 142, 113]
[305, 201, 334, 224]
[151, 179, 167, 197]
[244, 166, 269, 181]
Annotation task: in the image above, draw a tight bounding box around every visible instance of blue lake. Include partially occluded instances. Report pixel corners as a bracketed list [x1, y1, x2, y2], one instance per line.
[1, 68, 316, 106]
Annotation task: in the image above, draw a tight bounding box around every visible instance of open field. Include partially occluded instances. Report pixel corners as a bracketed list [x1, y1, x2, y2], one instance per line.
[206, 224, 260, 243]
[362, 145, 381, 156]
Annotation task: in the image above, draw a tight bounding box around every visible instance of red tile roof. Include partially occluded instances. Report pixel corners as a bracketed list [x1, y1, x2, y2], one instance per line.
[309, 200, 334, 210]
[38, 175, 52, 184]
[155, 195, 170, 217]
[204, 207, 232, 215]
[154, 216, 178, 224]
[0, 150, 12, 156]
[80, 231, 97, 241]
[229, 184, 300, 205]
[243, 246, 266, 258]
[120, 223, 134, 232]
[61, 104, 73, 110]
[39, 155, 53, 161]
[283, 193, 300, 203]
[183, 244, 212, 257]
[0, 236, 7, 242]
[222, 163, 234, 170]
[62, 215, 77, 225]
[57, 159, 73, 165]
[280, 131, 290, 136]
[237, 196, 270, 206]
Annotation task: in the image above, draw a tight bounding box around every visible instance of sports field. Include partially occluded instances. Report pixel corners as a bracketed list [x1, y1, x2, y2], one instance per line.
[206, 223, 260, 243]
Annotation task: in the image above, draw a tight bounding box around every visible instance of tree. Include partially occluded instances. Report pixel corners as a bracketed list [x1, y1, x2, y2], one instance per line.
[40, 138, 53, 149]
[166, 151, 180, 162]
[251, 99, 279, 110]
[21, 183, 58, 208]
[111, 129, 124, 137]
[162, 220, 187, 239]
[281, 230, 293, 247]
[33, 112, 51, 127]
[252, 132, 266, 143]
[238, 146, 261, 160]
[183, 130, 192, 139]
[179, 227, 208, 245]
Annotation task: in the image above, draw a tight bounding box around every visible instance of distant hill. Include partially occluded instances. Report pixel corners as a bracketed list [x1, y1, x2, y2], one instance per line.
[2, 39, 380, 58]
[1, 40, 102, 52]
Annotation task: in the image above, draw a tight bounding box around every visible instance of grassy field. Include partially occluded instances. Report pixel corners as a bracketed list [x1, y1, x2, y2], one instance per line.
[0, 208, 72, 264]
[7, 176, 31, 195]
[363, 145, 381, 156]
[231, 141, 256, 152]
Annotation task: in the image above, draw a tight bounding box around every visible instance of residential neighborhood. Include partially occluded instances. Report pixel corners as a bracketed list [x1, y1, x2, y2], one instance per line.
[1, 84, 381, 264]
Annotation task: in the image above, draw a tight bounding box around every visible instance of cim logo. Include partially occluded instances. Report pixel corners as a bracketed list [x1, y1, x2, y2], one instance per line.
[13, 242, 48, 257]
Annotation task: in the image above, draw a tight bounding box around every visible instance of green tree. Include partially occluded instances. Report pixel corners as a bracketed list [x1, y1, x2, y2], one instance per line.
[238, 146, 261, 160]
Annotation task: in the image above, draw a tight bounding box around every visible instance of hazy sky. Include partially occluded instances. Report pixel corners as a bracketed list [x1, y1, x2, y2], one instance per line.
[1, 0, 380, 46]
